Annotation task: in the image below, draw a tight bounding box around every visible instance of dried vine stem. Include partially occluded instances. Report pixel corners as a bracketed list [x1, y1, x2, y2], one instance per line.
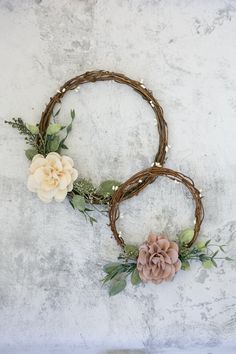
[109, 166, 204, 249]
[39, 70, 168, 202]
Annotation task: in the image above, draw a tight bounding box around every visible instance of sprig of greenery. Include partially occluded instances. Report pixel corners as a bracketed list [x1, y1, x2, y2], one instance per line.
[5, 118, 39, 149]
[102, 245, 142, 296]
[177, 229, 233, 270]
[102, 230, 233, 296]
[70, 179, 121, 224]
[5, 109, 76, 159]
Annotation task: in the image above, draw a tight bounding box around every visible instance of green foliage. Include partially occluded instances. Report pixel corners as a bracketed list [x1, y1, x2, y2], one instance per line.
[178, 235, 232, 271]
[47, 135, 61, 152]
[73, 179, 96, 197]
[27, 124, 39, 135]
[109, 276, 127, 296]
[131, 268, 142, 285]
[97, 180, 121, 198]
[102, 245, 141, 296]
[5, 118, 38, 150]
[178, 228, 194, 244]
[71, 195, 86, 211]
[46, 123, 61, 135]
[25, 148, 38, 160]
[5, 110, 76, 156]
[70, 194, 97, 225]
[71, 177, 121, 225]
[123, 244, 139, 259]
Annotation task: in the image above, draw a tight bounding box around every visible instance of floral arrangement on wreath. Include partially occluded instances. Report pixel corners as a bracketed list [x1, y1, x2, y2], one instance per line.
[103, 167, 232, 296]
[5, 70, 168, 224]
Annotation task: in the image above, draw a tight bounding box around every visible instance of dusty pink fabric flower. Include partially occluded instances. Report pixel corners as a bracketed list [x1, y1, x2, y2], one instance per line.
[137, 233, 181, 284]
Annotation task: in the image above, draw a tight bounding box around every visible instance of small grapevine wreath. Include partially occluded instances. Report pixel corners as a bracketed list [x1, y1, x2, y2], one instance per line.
[5, 70, 168, 224]
[103, 166, 231, 296]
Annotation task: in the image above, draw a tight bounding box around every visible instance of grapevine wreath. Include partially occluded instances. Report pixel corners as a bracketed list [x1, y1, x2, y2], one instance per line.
[5, 70, 168, 224]
[103, 166, 231, 296]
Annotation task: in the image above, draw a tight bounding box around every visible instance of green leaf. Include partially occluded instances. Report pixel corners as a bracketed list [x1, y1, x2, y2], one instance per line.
[25, 148, 38, 160]
[225, 257, 234, 261]
[109, 277, 126, 296]
[181, 260, 191, 271]
[98, 180, 121, 197]
[202, 259, 214, 269]
[124, 244, 139, 258]
[179, 229, 194, 244]
[89, 216, 97, 225]
[212, 250, 219, 258]
[60, 143, 68, 149]
[47, 124, 61, 135]
[211, 259, 217, 268]
[103, 263, 121, 274]
[59, 110, 76, 148]
[71, 109, 75, 119]
[27, 124, 39, 134]
[71, 195, 86, 212]
[219, 246, 225, 253]
[196, 241, 206, 250]
[47, 135, 60, 152]
[205, 240, 211, 247]
[131, 268, 142, 285]
[53, 108, 61, 117]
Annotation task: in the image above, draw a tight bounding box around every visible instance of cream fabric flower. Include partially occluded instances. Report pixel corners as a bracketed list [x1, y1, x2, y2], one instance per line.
[27, 152, 78, 203]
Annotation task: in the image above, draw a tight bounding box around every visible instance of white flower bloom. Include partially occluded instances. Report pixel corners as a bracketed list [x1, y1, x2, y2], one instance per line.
[27, 152, 78, 203]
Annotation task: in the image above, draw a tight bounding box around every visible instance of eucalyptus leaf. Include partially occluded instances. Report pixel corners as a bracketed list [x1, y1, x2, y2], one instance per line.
[71, 195, 86, 212]
[71, 109, 75, 119]
[47, 124, 61, 135]
[131, 268, 142, 285]
[109, 277, 126, 296]
[225, 257, 233, 261]
[179, 229, 194, 244]
[103, 263, 121, 274]
[25, 148, 38, 160]
[59, 109, 75, 148]
[53, 108, 61, 117]
[27, 124, 39, 135]
[98, 180, 121, 197]
[89, 216, 97, 225]
[47, 135, 60, 152]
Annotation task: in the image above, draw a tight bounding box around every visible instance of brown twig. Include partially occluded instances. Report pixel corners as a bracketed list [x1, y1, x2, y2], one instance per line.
[109, 166, 204, 249]
[39, 70, 168, 202]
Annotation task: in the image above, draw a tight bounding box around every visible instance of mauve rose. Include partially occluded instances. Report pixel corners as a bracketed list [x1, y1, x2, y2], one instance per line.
[137, 233, 181, 284]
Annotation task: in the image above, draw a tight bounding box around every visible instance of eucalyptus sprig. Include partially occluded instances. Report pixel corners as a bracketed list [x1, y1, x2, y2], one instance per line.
[102, 244, 141, 296]
[5, 109, 76, 159]
[177, 229, 233, 270]
[70, 179, 121, 224]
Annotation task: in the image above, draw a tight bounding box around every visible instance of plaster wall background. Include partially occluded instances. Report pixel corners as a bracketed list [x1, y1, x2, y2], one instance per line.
[0, 1, 236, 353]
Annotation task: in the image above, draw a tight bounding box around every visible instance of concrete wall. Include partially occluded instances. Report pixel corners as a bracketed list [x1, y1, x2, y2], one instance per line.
[0, 1, 235, 353]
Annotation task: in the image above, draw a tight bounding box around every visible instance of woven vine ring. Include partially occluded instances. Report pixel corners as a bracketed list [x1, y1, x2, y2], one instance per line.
[6, 70, 168, 224]
[102, 166, 207, 295]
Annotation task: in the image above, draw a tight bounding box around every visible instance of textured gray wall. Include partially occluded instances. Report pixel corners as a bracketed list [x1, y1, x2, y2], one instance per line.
[0, 1, 236, 353]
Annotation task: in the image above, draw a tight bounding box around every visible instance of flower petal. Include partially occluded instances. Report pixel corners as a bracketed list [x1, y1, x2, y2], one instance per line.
[29, 157, 46, 173]
[158, 239, 170, 251]
[27, 175, 39, 192]
[167, 249, 179, 263]
[62, 155, 74, 167]
[147, 233, 158, 243]
[37, 189, 54, 203]
[54, 188, 67, 202]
